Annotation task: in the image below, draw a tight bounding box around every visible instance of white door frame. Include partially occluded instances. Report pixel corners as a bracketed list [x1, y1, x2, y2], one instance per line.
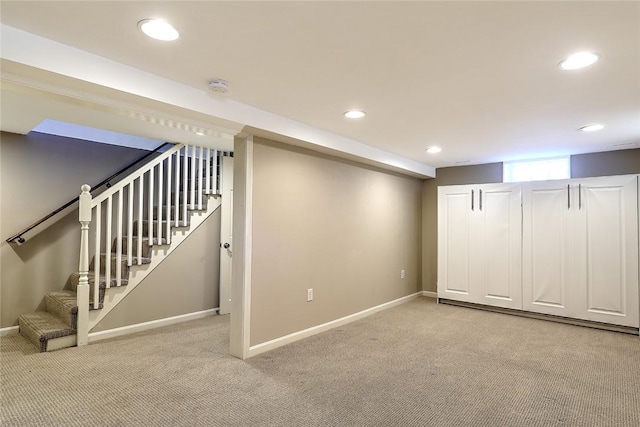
[219, 155, 234, 315]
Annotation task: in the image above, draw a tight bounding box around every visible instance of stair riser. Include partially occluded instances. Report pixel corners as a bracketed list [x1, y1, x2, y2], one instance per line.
[132, 220, 189, 237]
[18, 319, 46, 352]
[152, 207, 189, 221]
[178, 178, 216, 192]
[175, 194, 211, 209]
[89, 255, 129, 279]
[18, 312, 75, 353]
[45, 294, 77, 329]
[46, 335, 78, 352]
[69, 272, 128, 289]
[171, 189, 216, 199]
[68, 274, 109, 307]
[114, 237, 152, 258]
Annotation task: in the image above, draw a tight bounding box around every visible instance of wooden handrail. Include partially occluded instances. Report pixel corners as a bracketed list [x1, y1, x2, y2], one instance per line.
[5, 142, 173, 244]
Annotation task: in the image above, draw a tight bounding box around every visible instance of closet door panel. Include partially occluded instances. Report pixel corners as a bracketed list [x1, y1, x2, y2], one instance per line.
[575, 176, 639, 327]
[522, 182, 573, 316]
[478, 186, 522, 309]
[585, 186, 624, 314]
[438, 188, 474, 301]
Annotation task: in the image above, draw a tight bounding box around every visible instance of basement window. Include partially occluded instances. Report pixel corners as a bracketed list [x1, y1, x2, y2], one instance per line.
[503, 156, 570, 183]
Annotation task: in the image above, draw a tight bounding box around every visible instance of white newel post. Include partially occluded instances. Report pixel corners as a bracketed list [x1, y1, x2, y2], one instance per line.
[77, 184, 92, 346]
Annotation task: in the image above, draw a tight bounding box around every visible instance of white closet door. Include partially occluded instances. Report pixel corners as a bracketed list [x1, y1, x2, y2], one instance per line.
[573, 175, 639, 327]
[474, 184, 522, 309]
[438, 186, 474, 302]
[522, 180, 575, 317]
[438, 183, 522, 308]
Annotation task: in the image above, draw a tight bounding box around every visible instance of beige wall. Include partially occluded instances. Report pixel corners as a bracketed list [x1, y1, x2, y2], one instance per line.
[93, 209, 221, 331]
[249, 137, 422, 346]
[422, 148, 640, 293]
[571, 148, 640, 178]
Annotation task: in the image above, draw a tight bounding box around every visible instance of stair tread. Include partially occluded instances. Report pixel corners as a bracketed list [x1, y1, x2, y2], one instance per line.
[45, 291, 78, 329]
[19, 312, 75, 338]
[19, 312, 76, 352]
[46, 290, 77, 311]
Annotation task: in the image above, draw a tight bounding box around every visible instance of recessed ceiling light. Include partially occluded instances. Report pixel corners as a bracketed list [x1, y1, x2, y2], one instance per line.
[426, 146, 442, 154]
[559, 51, 599, 70]
[580, 123, 605, 132]
[195, 131, 205, 136]
[344, 110, 366, 119]
[138, 19, 179, 41]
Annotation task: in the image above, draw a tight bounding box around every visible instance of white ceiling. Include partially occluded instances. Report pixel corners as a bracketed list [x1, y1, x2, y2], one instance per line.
[1, 1, 639, 173]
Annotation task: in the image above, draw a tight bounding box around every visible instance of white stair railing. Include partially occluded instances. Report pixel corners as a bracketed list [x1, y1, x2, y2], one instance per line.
[77, 144, 223, 345]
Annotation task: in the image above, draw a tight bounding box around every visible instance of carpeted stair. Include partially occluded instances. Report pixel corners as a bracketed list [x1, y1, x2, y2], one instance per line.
[18, 292, 78, 352]
[18, 194, 210, 352]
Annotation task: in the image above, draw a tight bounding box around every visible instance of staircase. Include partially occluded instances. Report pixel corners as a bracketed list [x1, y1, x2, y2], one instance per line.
[17, 143, 228, 352]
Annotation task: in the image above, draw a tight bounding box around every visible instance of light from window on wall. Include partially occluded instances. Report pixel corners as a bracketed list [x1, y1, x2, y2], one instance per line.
[503, 157, 570, 183]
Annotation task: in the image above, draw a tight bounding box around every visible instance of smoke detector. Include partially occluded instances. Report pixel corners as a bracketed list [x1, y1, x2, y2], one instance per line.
[208, 79, 230, 93]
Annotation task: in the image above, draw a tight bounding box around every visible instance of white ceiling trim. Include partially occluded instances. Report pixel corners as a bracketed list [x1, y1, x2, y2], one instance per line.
[0, 24, 435, 178]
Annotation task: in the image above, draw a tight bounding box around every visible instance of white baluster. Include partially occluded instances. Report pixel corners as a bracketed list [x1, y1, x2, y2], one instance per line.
[94, 203, 101, 309]
[183, 146, 188, 226]
[157, 160, 163, 244]
[205, 148, 211, 195]
[166, 155, 172, 244]
[198, 146, 203, 210]
[77, 185, 91, 347]
[105, 195, 112, 289]
[127, 183, 133, 267]
[137, 176, 143, 266]
[148, 169, 154, 246]
[116, 189, 123, 287]
[174, 149, 180, 228]
[190, 144, 196, 210]
[213, 150, 219, 194]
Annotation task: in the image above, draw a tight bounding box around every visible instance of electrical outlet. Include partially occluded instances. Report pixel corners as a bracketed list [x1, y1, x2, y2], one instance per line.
[401, 269, 406, 279]
[307, 288, 313, 302]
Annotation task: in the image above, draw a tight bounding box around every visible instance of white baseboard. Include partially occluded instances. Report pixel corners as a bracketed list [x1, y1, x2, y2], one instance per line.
[88, 308, 219, 343]
[0, 326, 20, 337]
[248, 293, 419, 358]
[422, 291, 437, 299]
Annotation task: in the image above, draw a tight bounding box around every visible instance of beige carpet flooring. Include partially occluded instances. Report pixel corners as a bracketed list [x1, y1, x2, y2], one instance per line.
[1, 297, 639, 426]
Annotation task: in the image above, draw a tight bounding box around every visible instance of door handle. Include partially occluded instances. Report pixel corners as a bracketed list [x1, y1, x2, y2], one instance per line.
[222, 242, 232, 256]
[578, 184, 582, 210]
[567, 184, 571, 210]
[471, 189, 474, 211]
[479, 189, 483, 211]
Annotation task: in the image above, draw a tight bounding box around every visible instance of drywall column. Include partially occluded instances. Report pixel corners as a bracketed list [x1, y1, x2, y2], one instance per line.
[229, 135, 253, 359]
